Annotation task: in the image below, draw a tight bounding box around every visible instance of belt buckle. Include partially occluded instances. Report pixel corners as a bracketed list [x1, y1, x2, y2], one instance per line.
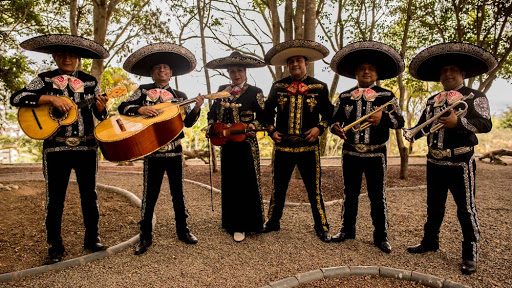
[65, 137, 80, 147]
[430, 149, 449, 159]
[354, 144, 369, 153]
[287, 135, 302, 143]
[158, 144, 170, 152]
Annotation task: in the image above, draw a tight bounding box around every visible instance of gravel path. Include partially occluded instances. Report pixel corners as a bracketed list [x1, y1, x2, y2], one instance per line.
[0, 160, 510, 287]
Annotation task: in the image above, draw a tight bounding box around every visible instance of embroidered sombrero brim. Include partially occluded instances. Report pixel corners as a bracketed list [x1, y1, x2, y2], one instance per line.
[409, 42, 498, 81]
[123, 43, 196, 77]
[264, 39, 329, 66]
[330, 41, 405, 80]
[206, 51, 266, 69]
[20, 34, 109, 59]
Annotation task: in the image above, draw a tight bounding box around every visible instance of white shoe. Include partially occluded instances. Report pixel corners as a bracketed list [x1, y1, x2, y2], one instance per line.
[233, 232, 245, 242]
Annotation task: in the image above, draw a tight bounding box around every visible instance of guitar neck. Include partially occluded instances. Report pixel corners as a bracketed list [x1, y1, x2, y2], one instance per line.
[77, 97, 96, 109]
[178, 92, 230, 108]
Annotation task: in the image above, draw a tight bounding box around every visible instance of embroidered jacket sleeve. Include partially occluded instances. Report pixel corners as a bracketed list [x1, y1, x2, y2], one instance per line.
[378, 93, 404, 130]
[263, 82, 279, 134]
[10, 74, 47, 107]
[455, 88, 492, 134]
[252, 87, 266, 129]
[316, 82, 333, 134]
[92, 82, 108, 121]
[118, 87, 143, 116]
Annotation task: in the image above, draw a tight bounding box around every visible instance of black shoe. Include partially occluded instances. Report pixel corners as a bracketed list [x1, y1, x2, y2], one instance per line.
[178, 232, 198, 244]
[134, 239, 152, 255]
[262, 223, 280, 233]
[84, 242, 107, 252]
[375, 240, 392, 254]
[331, 231, 355, 243]
[316, 230, 332, 243]
[461, 260, 477, 275]
[407, 243, 439, 254]
[44, 245, 65, 265]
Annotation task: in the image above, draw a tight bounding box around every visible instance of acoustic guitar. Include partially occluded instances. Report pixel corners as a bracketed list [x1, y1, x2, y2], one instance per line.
[95, 91, 230, 162]
[17, 86, 128, 140]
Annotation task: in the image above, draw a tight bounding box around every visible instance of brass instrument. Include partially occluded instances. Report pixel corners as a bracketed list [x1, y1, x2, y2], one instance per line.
[337, 100, 396, 134]
[403, 93, 472, 142]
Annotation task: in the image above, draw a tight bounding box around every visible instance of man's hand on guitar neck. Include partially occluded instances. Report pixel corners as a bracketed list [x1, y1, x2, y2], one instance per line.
[193, 94, 205, 113]
[39, 95, 74, 113]
[95, 94, 109, 112]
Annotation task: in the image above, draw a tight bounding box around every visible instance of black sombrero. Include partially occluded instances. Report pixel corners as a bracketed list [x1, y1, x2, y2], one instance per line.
[330, 41, 405, 80]
[205, 51, 266, 69]
[123, 43, 196, 77]
[20, 34, 109, 59]
[409, 42, 498, 81]
[264, 39, 329, 66]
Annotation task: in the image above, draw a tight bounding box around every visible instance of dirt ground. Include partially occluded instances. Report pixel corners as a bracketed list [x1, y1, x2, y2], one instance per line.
[0, 158, 511, 287]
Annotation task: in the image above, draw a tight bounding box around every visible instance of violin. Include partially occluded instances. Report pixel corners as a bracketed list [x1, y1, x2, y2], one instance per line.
[208, 122, 266, 146]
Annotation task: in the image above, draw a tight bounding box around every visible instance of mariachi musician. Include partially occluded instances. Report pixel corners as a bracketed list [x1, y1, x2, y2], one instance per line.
[263, 39, 334, 242]
[330, 41, 405, 254]
[405, 42, 496, 275]
[205, 51, 267, 242]
[118, 43, 204, 255]
[10, 34, 110, 265]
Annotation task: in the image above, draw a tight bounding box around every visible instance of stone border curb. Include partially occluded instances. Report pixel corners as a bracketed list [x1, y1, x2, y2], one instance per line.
[0, 179, 154, 283]
[259, 266, 471, 288]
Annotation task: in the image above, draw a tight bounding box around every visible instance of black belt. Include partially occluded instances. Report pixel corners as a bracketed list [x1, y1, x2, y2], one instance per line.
[53, 135, 95, 147]
[348, 143, 387, 153]
[429, 146, 473, 159]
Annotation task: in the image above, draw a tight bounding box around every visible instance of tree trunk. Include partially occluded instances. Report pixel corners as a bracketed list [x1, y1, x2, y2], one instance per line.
[284, 0, 293, 41]
[197, 0, 217, 172]
[70, 0, 78, 35]
[294, 0, 305, 39]
[268, 0, 282, 80]
[396, 0, 413, 180]
[91, 0, 108, 84]
[303, 0, 316, 76]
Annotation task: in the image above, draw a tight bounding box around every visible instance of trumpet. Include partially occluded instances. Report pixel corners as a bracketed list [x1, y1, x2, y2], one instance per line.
[336, 100, 396, 134]
[403, 93, 472, 142]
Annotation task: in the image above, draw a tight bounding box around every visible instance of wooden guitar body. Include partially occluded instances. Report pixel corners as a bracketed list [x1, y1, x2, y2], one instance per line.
[94, 102, 184, 162]
[17, 86, 127, 140]
[17, 96, 78, 140]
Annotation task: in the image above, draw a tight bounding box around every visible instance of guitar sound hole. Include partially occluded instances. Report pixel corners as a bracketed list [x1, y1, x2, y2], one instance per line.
[48, 106, 68, 121]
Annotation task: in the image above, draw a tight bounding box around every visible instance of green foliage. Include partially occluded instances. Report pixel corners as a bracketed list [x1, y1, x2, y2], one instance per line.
[497, 107, 512, 129]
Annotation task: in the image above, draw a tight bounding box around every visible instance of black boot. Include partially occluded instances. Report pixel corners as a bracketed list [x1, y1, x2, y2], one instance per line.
[374, 240, 392, 254]
[134, 238, 152, 255]
[331, 230, 355, 243]
[407, 242, 439, 254]
[84, 236, 107, 252]
[177, 231, 198, 244]
[44, 243, 65, 265]
[461, 260, 477, 275]
[316, 230, 332, 243]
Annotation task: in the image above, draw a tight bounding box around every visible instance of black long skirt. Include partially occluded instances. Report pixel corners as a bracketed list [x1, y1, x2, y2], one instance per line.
[220, 138, 264, 233]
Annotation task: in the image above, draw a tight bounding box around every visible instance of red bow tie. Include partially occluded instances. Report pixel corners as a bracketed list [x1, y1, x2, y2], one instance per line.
[51, 75, 84, 92]
[226, 85, 243, 95]
[146, 88, 174, 101]
[286, 81, 309, 95]
[350, 88, 377, 101]
[434, 90, 463, 107]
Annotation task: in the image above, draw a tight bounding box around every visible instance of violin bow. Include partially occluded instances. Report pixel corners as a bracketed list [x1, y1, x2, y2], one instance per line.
[207, 139, 214, 212]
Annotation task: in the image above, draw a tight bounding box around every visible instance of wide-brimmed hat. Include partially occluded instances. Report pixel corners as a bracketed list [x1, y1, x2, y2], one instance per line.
[123, 43, 196, 77]
[264, 39, 329, 66]
[409, 42, 498, 81]
[330, 41, 405, 80]
[20, 34, 109, 59]
[205, 51, 266, 69]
